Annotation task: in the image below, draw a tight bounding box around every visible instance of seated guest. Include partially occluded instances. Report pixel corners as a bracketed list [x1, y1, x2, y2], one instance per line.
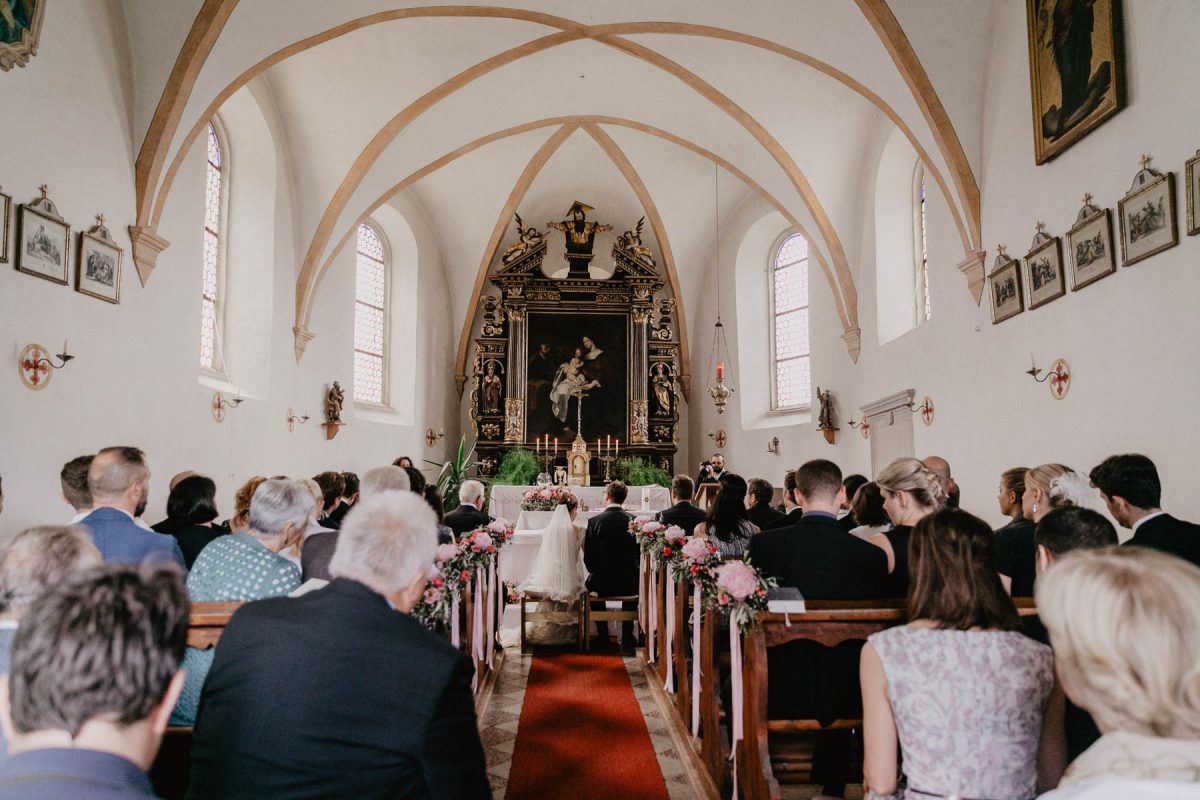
[746, 477, 784, 529]
[312, 471, 346, 530]
[1024, 464, 1093, 524]
[393, 455, 414, 469]
[403, 465, 427, 494]
[152, 475, 223, 569]
[171, 479, 309, 726]
[861, 508, 1061, 800]
[1037, 548, 1200, 799]
[693, 473, 757, 559]
[187, 493, 489, 799]
[994, 466, 1036, 596]
[224, 475, 266, 533]
[839, 473, 868, 531]
[1089, 453, 1200, 568]
[748, 460, 889, 798]
[423, 486, 455, 544]
[848, 482, 891, 541]
[656, 474, 708, 532]
[444, 479, 492, 537]
[1031, 507, 1118, 762]
[61, 454, 96, 522]
[326, 471, 358, 528]
[762, 469, 803, 530]
[80, 447, 185, 569]
[922, 455, 960, 507]
[869, 458, 945, 597]
[303, 465, 410, 582]
[0, 565, 188, 800]
[583, 481, 638, 654]
[0, 526, 102, 758]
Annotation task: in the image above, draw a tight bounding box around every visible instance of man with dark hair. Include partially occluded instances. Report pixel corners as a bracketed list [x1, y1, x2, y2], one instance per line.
[657, 475, 707, 532]
[746, 478, 784, 529]
[583, 481, 637, 654]
[312, 471, 347, 530]
[322, 472, 357, 529]
[402, 465, 426, 495]
[80, 447, 185, 570]
[763, 470, 803, 530]
[839, 473, 868, 531]
[1030, 506, 1119, 762]
[61, 455, 94, 519]
[0, 565, 188, 798]
[695, 453, 726, 487]
[747, 459, 888, 799]
[1089, 453, 1200, 568]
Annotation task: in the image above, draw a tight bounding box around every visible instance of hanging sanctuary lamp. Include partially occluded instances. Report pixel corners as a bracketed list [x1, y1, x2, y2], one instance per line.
[707, 164, 735, 414]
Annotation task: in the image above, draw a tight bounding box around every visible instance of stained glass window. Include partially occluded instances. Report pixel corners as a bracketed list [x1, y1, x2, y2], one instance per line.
[200, 122, 223, 370]
[919, 175, 931, 322]
[354, 223, 387, 404]
[772, 233, 811, 409]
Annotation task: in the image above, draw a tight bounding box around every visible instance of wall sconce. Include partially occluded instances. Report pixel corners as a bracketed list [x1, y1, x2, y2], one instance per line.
[846, 417, 871, 439]
[286, 408, 310, 432]
[1027, 355, 1071, 399]
[426, 427, 446, 447]
[18, 341, 74, 390]
[211, 391, 243, 423]
[766, 437, 780, 454]
[707, 429, 727, 449]
[907, 395, 935, 427]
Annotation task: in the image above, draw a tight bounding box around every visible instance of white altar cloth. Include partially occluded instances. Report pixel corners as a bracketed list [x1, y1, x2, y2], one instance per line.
[488, 484, 671, 522]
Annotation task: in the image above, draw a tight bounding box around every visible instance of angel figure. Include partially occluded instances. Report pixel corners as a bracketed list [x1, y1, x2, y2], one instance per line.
[618, 217, 656, 266]
[501, 212, 545, 264]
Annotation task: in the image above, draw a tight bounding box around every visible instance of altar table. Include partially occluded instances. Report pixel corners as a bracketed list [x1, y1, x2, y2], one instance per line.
[488, 484, 671, 522]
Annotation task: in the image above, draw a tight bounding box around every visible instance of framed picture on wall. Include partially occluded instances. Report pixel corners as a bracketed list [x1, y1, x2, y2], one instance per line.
[76, 225, 123, 303]
[1024, 235, 1066, 309]
[1066, 206, 1116, 290]
[1026, 0, 1126, 164]
[988, 253, 1024, 324]
[16, 202, 70, 284]
[1118, 172, 1177, 267]
[1186, 149, 1200, 236]
[0, 187, 10, 264]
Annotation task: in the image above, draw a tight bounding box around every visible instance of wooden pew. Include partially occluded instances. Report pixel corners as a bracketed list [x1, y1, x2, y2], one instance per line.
[185, 601, 241, 650]
[672, 580, 690, 722]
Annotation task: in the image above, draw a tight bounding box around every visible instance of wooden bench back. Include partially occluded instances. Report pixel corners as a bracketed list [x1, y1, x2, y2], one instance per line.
[186, 602, 241, 650]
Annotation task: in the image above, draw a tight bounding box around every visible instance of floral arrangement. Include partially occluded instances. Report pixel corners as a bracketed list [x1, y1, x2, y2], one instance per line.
[411, 519, 512, 631]
[629, 518, 665, 554]
[713, 559, 776, 632]
[505, 581, 523, 604]
[520, 485, 576, 511]
[483, 518, 515, 551]
[629, 518, 688, 569]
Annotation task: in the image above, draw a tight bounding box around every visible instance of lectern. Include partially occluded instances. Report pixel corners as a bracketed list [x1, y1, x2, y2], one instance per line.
[696, 482, 720, 512]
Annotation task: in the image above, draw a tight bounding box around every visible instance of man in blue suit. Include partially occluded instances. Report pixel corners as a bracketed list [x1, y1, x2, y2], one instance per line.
[79, 447, 186, 570]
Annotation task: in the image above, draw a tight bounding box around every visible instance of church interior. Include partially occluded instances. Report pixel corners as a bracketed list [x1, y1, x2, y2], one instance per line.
[1, 1, 1199, 798]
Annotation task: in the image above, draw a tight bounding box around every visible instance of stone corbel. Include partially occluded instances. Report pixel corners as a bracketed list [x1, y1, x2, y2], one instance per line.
[841, 327, 862, 364]
[292, 325, 315, 364]
[128, 226, 170, 287]
[957, 250, 986, 306]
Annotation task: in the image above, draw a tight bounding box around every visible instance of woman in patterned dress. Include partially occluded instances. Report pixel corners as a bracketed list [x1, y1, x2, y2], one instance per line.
[169, 479, 313, 725]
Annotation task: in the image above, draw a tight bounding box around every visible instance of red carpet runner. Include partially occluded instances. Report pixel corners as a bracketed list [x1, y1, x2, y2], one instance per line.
[505, 648, 670, 799]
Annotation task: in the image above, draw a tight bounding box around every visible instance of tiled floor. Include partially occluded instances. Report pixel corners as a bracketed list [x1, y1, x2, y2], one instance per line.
[621, 653, 699, 800]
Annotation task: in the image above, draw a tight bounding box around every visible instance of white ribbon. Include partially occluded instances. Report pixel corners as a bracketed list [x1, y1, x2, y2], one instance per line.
[691, 581, 702, 737]
[471, 569, 484, 691]
[486, 560, 497, 670]
[451, 592, 461, 648]
[730, 624, 744, 800]
[638, 553, 648, 639]
[664, 566, 676, 692]
[647, 565, 658, 662]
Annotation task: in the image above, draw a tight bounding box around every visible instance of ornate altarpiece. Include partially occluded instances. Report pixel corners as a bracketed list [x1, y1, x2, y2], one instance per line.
[468, 213, 680, 482]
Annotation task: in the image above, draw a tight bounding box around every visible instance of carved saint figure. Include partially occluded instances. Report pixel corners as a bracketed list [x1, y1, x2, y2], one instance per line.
[482, 362, 503, 413]
[651, 363, 673, 416]
[325, 381, 345, 424]
[501, 212, 545, 264]
[547, 201, 612, 278]
[816, 387, 835, 431]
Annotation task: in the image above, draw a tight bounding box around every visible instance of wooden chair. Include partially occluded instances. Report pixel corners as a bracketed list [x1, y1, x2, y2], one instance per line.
[583, 593, 639, 651]
[519, 590, 587, 653]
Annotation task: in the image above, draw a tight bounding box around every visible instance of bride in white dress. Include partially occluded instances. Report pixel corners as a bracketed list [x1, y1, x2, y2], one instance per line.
[520, 494, 588, 644]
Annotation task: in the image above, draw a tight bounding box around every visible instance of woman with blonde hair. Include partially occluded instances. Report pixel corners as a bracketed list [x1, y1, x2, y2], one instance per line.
[1022, 464, 1095, 524]
[870, 458, 946, 597]
[1037, 547, 1200, 798]
[226, 475, 267, 533]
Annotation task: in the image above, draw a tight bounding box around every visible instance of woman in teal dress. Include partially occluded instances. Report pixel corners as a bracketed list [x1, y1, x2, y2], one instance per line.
[171, 478, 313, 725]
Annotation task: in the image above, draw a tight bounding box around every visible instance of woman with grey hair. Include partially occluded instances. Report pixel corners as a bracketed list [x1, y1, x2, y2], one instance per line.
[170, 479, 312, 725]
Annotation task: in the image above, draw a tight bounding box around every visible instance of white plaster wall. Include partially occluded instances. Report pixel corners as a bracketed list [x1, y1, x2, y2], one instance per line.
[691, 1, 1200, 534]
[0, 1, 457, 535]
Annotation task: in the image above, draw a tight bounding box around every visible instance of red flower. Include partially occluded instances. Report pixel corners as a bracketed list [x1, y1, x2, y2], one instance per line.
[662, 547, 672, 556]
[488, 545, 496, 553]
[460, 569, 471, 581]
[689, 565, 700, 574]
[432, 577, 443, 588]
[718, 593, 730, 606]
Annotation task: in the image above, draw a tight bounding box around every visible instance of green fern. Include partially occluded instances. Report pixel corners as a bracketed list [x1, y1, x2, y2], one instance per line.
[492, 447, 541, 486]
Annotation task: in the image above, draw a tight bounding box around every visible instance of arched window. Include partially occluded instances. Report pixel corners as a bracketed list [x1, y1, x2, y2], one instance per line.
[199, 121, 227, 371]
[354, 222, 388, 405]
[916, 166, 931, 322]
[770, 233, 811, 410]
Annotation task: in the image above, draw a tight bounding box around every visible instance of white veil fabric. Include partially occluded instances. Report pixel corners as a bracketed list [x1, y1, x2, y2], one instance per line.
[523, 504, 587, 603]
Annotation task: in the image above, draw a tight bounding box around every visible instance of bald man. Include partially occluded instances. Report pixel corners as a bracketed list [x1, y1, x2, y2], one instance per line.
[922, 456, 960, 508]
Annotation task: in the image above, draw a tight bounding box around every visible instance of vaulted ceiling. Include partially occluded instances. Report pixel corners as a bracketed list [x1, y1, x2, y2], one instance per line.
[120, 0, 994, 385]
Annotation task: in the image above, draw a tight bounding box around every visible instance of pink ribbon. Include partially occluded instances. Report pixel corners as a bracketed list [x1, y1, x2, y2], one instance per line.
[730, 624, 743, 799]
[638, 553, 648, 638]
[472, 569, 484, 691]
[486, 560, 497, 670]
[451, 592, 461, 648]
[664, 566, 675, 692]
[691, 582, 701, 736]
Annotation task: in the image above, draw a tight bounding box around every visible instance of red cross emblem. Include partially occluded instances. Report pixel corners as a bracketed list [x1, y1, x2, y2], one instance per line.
[19, 345, 51, 390]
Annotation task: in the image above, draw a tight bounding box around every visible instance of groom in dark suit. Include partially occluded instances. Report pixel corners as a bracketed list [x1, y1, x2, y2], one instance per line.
[583, 481, 637, 654]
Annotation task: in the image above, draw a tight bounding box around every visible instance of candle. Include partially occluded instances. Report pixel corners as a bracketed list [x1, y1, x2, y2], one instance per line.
[63, 338, 69, 355]
[607, 434, 611, 452]
[717, 361, 724, 382]
[1030, 352, 1035, 370]
[536, 439, 540, 455]
[597, 438, 601, 455]
[554, 437, 558, 456]
[615, 439, 619, 456]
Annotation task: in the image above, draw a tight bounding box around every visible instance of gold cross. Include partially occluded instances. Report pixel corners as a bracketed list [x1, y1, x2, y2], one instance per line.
[1035, 221, 1046, 235]
[1082, 193, 1093, 206]
[1139, 154, 1152, 171]
[95, 213, 105, 227]
[38, 184, 48, 199]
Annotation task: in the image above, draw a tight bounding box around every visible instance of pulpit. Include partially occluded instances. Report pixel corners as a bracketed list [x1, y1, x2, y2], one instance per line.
[696, 482, 720, 512]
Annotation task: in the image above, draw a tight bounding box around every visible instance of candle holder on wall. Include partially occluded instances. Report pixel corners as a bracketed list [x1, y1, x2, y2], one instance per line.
[1027, 356, 1071, 400]
[18, 341, 74, 390]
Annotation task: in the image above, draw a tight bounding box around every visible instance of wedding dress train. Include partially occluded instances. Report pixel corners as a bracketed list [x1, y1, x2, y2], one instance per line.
[520, 504, 588, 645]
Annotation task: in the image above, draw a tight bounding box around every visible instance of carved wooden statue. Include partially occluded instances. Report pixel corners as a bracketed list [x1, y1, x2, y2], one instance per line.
[325, 381, 345, 424]
[547, 200, 612, 278]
